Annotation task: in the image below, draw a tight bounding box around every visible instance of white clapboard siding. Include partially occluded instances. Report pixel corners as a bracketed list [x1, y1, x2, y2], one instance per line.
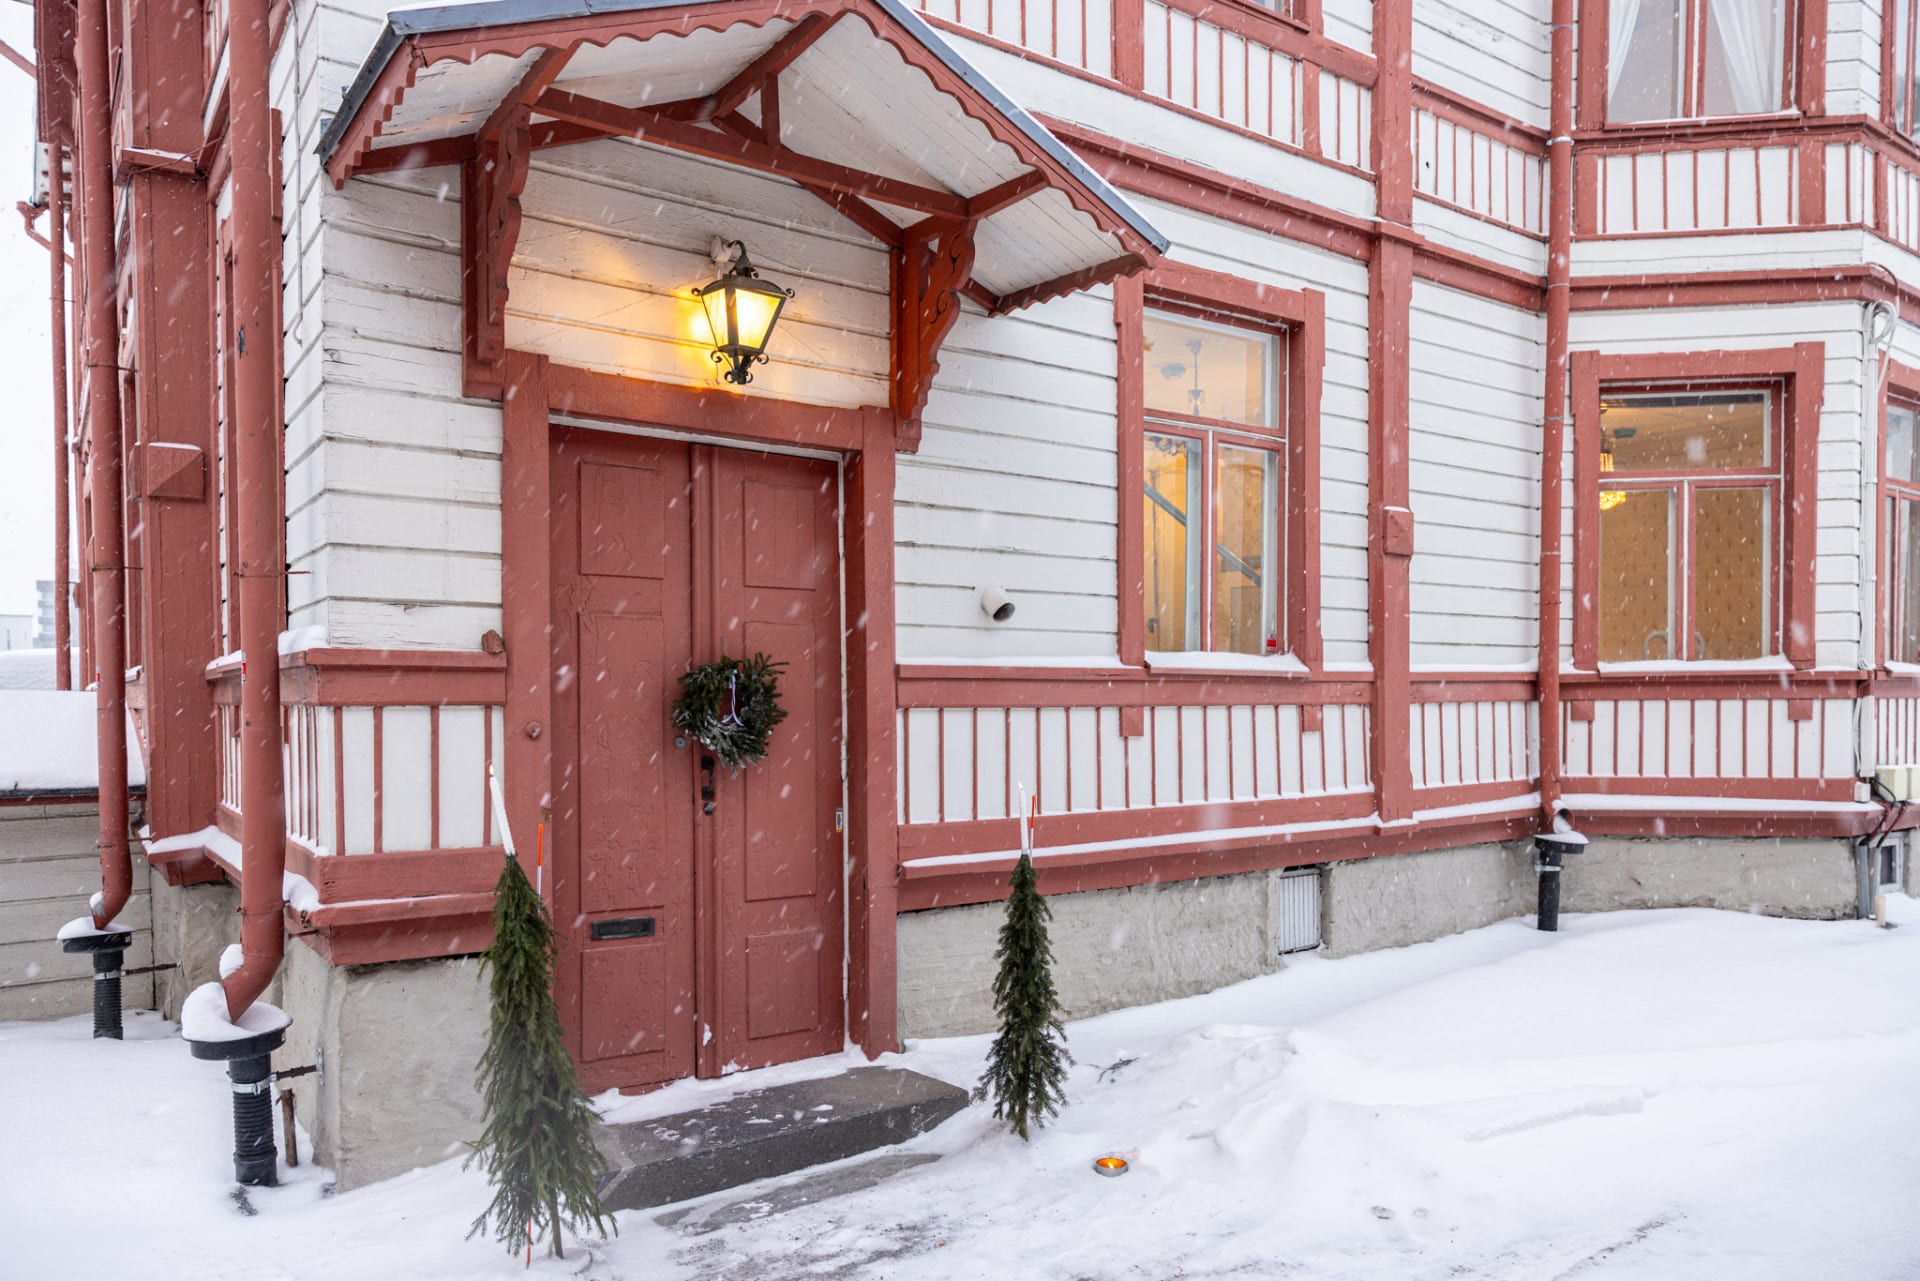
[273, 702, 505, 857]
[1593, 146, 1799, 235]
[1409, 700, 1538, 789]
[897, 701, 1371, 824]
[1563, 699, 1853, 782]
[1411, 0, 1551, 127]
[1411, 107, 1545, 236]
[898, 290, 1121, 660]
[1134, 196, 1374, 667]
[1824, 0, 1884, 119]
[1143, 0, 1304, 150]
[912, 0, 1114, 75]
[1876, 691, 1920, 770]
[1409, 281, 1544, 668]
[1320, 0, 1372, 55]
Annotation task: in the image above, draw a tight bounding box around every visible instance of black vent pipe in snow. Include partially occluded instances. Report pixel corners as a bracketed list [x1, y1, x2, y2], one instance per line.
[1533, 829, 1587, 931]
[61, 928, 132, 1039]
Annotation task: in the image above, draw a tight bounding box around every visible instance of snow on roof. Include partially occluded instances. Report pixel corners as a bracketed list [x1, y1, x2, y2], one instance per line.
[0, 690, 147, 794]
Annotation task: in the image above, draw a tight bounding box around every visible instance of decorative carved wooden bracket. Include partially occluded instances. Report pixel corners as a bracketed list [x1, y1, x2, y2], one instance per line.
[891, 220, 976, 453]
[462, 106, 532, 399]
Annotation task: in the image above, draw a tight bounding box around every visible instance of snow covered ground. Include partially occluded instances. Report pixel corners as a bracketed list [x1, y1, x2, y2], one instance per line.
[6, 903, 1920, 1280]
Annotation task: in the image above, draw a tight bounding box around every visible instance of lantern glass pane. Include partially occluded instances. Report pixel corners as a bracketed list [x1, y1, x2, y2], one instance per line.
[700, 287, 734, 350]
[732, 287, 785, 355]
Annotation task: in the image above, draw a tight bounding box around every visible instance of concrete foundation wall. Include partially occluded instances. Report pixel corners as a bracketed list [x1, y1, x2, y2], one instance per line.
[148, 872, 239, 1020]
[275, 942, 487, 1192]
[898, 870, 1292, 1039]
[0, 802, 156, 1020]
[1561, 836, 1857, 919]
[1321, 842, 1535, 958]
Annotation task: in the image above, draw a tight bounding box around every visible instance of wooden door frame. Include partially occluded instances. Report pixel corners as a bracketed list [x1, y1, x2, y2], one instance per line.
[501, 352, 902, 1061]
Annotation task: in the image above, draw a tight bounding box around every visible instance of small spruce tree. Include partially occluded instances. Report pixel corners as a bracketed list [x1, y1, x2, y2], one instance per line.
[974, 849, 1071, 1140]
[468, 853, 613, 1259]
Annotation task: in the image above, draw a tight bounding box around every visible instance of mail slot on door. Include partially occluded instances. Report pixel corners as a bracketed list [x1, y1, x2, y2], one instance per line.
[589, 916, 656, 941]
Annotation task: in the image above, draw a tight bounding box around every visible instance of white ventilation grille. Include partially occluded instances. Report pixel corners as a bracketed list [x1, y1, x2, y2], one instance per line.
[1273, 867, 1322, 955]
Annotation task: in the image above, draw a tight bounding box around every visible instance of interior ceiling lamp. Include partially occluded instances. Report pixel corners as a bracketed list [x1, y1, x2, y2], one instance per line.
[696, 238, 793, 386]
[1599, 437, 1626, 512]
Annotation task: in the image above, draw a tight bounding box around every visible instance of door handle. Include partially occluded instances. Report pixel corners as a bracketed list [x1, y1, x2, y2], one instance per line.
[700, 754, 716, 816]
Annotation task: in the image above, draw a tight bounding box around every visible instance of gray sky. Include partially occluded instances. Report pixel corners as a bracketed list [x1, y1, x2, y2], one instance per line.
[0, 4, 58, 621]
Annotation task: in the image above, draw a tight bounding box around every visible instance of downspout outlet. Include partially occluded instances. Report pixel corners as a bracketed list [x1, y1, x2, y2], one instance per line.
[1532, 830, 1587, 932]
[184, 982, 293, 1186]
[57, 916, 134, 1039]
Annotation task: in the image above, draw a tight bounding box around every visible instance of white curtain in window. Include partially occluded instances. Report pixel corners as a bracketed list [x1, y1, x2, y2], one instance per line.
[1608, 0, 1646, 100]
[1705, 0, 1785, 114]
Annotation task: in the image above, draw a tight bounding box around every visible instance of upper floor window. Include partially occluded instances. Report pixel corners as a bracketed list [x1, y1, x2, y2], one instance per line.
[1887, 399, 1920, 662]
[1596, 388, 1780, 661]
[1890, 0, 1920, 135]
[1141, 307, 1287, 656]
[1608, 0, 1793, 122]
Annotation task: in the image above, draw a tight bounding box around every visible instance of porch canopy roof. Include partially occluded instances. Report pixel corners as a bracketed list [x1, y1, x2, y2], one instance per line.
[318, 0, 1166, 309]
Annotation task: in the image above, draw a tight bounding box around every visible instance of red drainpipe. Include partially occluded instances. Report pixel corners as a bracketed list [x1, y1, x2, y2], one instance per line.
[73, 0, 130, 929]
[49, 151, 72, 692]
[220, 0, 288, 1020]
[1537, 0, 1576, 823]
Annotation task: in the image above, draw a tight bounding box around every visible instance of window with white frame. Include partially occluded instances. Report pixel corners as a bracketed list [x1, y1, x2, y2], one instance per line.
[1886, 399, 1920, 663]
[1596, 388, 1781, 661]
[1607, 0, 1793, 122]
[1141, 307, 1287, 655]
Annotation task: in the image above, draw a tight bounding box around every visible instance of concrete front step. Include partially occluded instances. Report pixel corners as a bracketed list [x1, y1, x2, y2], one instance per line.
[594, 1067, 969, 1213]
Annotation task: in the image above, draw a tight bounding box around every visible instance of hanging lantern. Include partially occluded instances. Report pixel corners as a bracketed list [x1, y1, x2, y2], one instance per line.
[695, 239, 793, 386]
[1598, 442, 1626, 512]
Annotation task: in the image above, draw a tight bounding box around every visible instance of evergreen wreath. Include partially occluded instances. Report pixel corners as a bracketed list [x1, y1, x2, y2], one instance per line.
[671, 652, 789, 770]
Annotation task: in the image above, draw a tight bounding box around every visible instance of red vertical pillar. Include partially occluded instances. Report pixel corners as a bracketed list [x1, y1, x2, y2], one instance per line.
[1368, 0, 1415, 823]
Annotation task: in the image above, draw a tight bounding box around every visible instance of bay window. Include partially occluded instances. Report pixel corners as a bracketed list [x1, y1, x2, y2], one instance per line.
[1887, 399, 1920, 663]
[1606, 0, 1793, 122]
[1141, 307, 1286, 655]
[1594, 389, 1780, 661]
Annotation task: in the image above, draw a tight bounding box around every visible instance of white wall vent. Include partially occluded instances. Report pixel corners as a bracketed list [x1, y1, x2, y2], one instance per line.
[1272, 867, 1322, 956]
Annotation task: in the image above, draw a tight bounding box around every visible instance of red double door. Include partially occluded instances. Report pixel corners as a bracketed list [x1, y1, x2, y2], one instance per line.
[549, 428, 844, 1091]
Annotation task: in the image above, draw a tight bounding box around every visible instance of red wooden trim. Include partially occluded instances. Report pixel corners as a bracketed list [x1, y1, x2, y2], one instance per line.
[704, 9, 838, 120]
[1571, 810, 1878, 839]
[1157, 0, 1371, 84]
[297, 906, 496, 966]
[1798, 0, 1827, 116]
[892, 219, 977, 445]
[535, 90, 971, 216]
[1116, 275, 1146, 668]
[895, 667, 1370, 707]
[896, 809, 1538, 909]
[1571, 344, 1822, 670]
[544, 362, 883, 451]
[277, 649, 508, 706]
[1564, 776, 1856, 801]
[899, 788, 1373, 861]
[1412, 80, 1548, 150]
[501, 351, 554, 869]
[1113, 0, 1145, 88]
[1043, 120, 1377, 261]
[847, 409, 901, 1057]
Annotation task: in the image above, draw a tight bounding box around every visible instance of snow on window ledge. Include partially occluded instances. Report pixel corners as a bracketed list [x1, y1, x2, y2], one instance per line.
[1144, 651, 1309, 675]
[1593, 657, 1795, 676]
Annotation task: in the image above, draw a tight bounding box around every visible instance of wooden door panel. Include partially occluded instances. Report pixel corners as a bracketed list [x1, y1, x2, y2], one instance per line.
[743, 618, 820, 903]
[708, 449, 844, 1068]
[578, 612, 671, 914]
[552, 433, 697, 1092]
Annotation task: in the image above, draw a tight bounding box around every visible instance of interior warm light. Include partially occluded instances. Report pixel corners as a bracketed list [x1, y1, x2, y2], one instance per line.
[695, 239, 793, 385]
[1598, 443, 1626, 511]
[1093, 1155, 1130, 1176]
